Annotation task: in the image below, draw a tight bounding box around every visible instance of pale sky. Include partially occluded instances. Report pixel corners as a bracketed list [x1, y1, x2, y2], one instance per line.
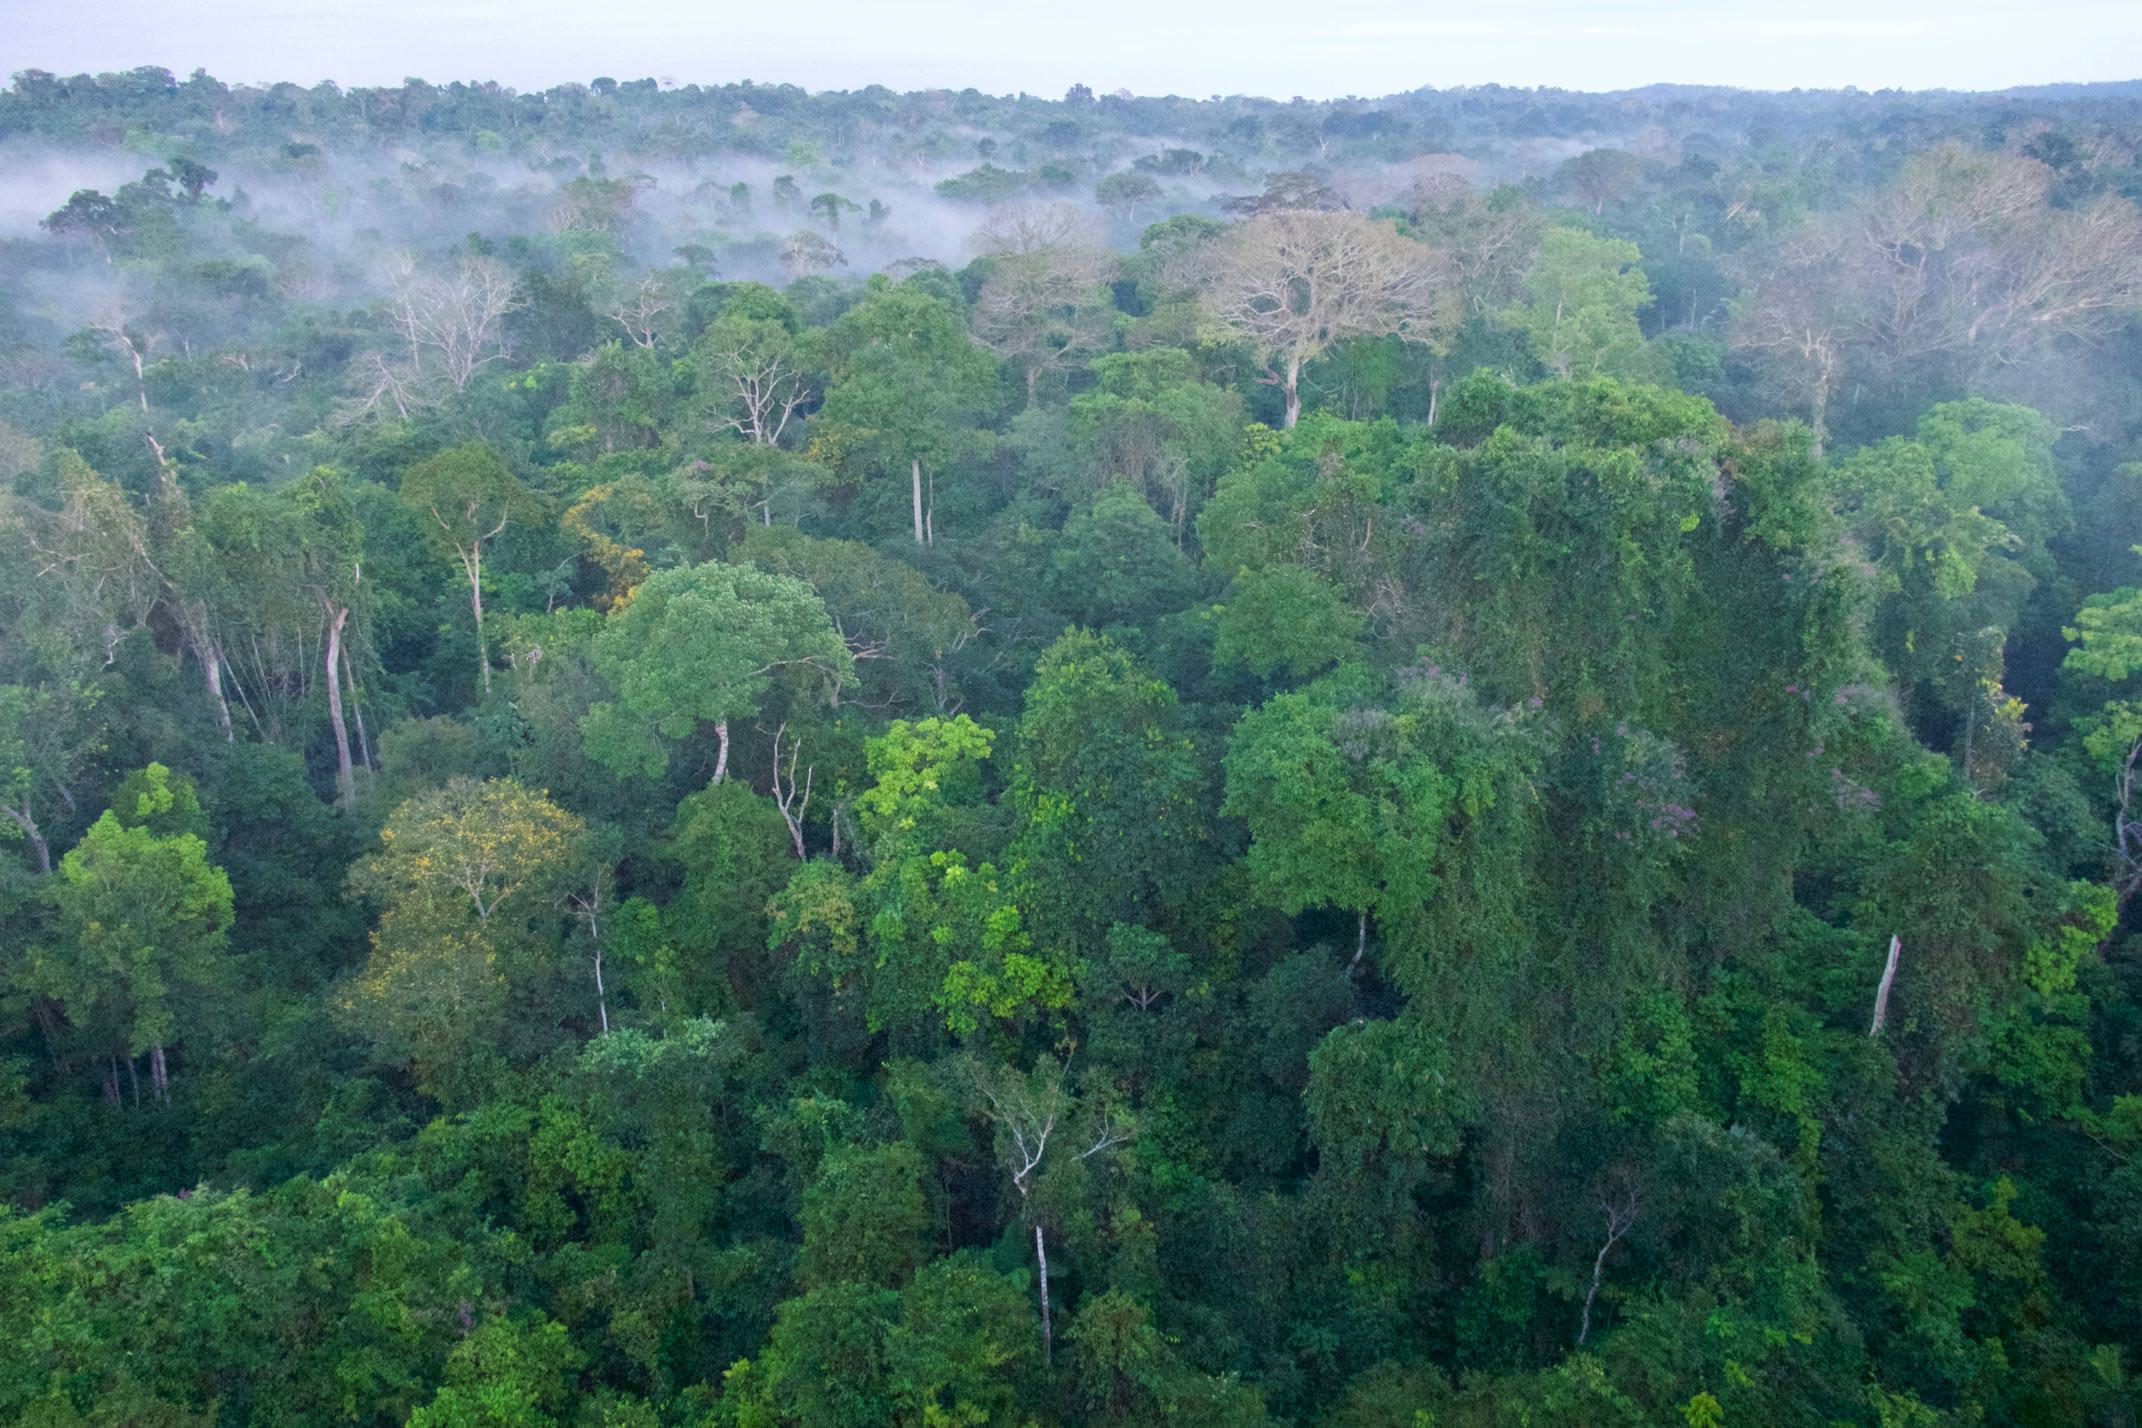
[7, 0, 2141, 98]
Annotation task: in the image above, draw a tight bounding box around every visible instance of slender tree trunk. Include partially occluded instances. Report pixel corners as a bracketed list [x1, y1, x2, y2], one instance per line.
[202, 641, 234, 741]
[150, 1043, 169, 1102]
[712, 720, 731, 784]
[323, 599, 353, 809]
[593, 939, 609, 1035]
[1427, 373, 1441, 427]
[3, 802, 51, 875]
[1869, 934, 1902, 1036]
[345, 639, 374, 779]
[1282, 355, 1303, 429]
[911, 458, 926, 544]
[32, 998, 69, 1073]
[125, 1052, 140, 1108]
[1034, 1221, 1053, 1365]
[323, 602, 356, 809]
[469, 545, 490, 695]
[1578, 1196, 1637, 1345]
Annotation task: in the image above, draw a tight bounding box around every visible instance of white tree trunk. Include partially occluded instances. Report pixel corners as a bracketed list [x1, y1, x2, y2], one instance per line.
[324, 603, 356, 809]
[1034, 1222, 1053, 1365]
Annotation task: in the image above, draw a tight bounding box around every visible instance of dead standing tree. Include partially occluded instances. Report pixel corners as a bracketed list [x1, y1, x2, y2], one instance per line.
[384, 252, 524, 393]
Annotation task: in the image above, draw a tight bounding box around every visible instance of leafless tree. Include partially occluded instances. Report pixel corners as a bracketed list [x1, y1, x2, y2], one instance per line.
[1405, 173, 1544, 317]
[1205, 209, 1457, 428]
[1730, 223, 1851, 454]
[1729, 145, 2142, 439]
[606, 272, 677, 349]
[384, 252, 524, 391]
[769, 722, 814, 859]
[972, 244, 1119, 405]
[974, 201, 1102, 258]
[779, 230, 845, 281]
[1577, 1175, 1642, 1346]
[695, 320, 814, 447]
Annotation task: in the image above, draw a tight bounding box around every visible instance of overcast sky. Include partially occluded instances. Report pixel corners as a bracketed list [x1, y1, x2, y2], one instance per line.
[7, 0, 2140, 98]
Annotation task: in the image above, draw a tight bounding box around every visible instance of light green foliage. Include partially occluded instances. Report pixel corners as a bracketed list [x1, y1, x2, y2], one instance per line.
[582, 561, 852, 777]
[407, 1315, 586, 1427]
[33, 779, 233, 1062]
[854, 714, 996, 856]
[106, 762, 206, 840]
[2064, 569, 2142, 766]
[869, 850, 1066, 1038]
[1836, 400, 2066, 718]
[1222, 667, 1521, 978]
[1507, 227, 1656, 380]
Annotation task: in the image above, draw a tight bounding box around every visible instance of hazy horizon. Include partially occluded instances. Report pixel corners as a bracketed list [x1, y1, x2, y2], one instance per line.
[8, 0, 2142, 100]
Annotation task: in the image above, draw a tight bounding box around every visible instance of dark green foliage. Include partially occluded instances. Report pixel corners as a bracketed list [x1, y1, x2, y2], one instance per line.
[2, 67, 2141, 1428]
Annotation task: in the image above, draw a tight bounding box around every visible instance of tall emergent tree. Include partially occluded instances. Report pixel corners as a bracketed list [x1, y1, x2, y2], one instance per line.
[1204, 208, 1456, 428]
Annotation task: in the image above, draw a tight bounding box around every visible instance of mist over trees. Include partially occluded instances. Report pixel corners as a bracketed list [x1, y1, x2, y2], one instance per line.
[3, 63, 2142, 1426]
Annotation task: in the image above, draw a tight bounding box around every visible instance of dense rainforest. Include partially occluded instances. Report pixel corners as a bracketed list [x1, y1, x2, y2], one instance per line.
[4, 65, 2142, 1426]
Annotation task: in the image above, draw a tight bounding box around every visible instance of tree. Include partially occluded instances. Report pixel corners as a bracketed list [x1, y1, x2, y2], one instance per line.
[342, 777, 584, 1093]
[383, 252, 523, 392]
[1508, 227, 1654, 380]
[781, 229, 847, 281]
[1204, 209, 1455, 428]
[886, 1255, 1042, 1426]
[0, 682, 101, 877]
[407, 1315, 585, 1427]
[967, 1053, 1133, 1362]
[799, 1143, 929, 1289]
[30, 765, 234, 1102]
[400, 443, 536, 696]
[809, 281, 998, 544]
[1833, 400, 2065, 729]
[1555, 148, 1645, 215]
[808, 192, 858, 231]
[581, 561, 852, 780]
[1212, 564, 1364, 683]
[1729, 223, 1851, 453]
[1096, 171, 1162, 226]
[199, 471, 371, 805]
[971, 243, 1118, 406]
[692, 311, 814, 448]
[2064, 568, 2142, 921]
[1221, 667, 1523, 979]
[1009, 630, 1209, 954]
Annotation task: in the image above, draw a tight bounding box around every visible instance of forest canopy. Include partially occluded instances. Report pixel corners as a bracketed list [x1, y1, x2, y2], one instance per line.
[2, 66, 2142, 1426]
